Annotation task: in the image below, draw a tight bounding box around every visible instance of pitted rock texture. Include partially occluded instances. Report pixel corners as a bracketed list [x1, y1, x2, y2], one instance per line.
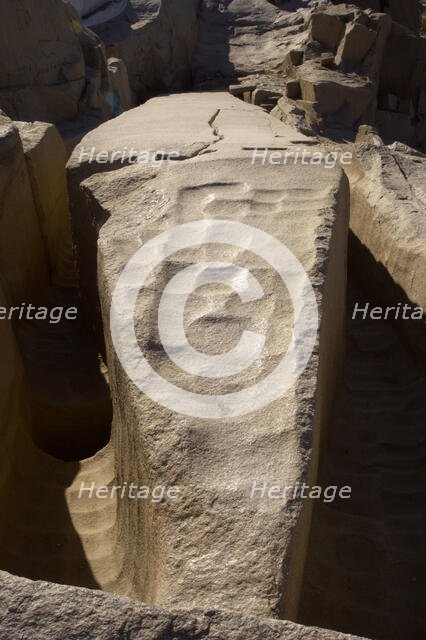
[0, 570, 369, 640]
[67, 92, 349, 617]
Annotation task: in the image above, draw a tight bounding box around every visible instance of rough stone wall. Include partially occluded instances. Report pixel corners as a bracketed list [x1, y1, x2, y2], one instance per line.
[0, 570, 368, 640]
[336, 0, 422, 33]
[377, 21, 426, 145]
[16, 121, 75, 287]
[0, 0, 134, 129]
[0, 0, 86, 122]
[345, 128, 426, 367]
[93, 0, 199, 99]
[0, 283, 31, 499]
[0, 115, 50, 305]
[192, 0, 314, 86]
[0, 111, 114, 588]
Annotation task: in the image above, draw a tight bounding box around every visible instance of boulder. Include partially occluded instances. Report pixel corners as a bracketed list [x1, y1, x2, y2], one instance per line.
[271, 96, 315, 136]
[229, 83, 258, 98]
[298, 64, 374, 128]
[251, 87, 284, 109]
[282, 49, 305, 72]
[278, 7, 393, 135]
[0, 1, 119, 126]
[310, 11, 346, 51]
[310, 4, 367, 53]
[67, 92, 349, 616]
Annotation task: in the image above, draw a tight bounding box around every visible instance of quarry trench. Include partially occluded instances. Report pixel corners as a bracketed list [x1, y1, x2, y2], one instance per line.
[0, 94, 425, 640]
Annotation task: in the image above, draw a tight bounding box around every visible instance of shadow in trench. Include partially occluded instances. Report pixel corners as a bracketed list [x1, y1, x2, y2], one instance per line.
[15, 285, 112, 462]
[348, 231, 426, 375]
[191, 0, 234, 88]
[0, 285, 114, 590]
[0, 435, 101, 589]
[299, 277, 426, 640]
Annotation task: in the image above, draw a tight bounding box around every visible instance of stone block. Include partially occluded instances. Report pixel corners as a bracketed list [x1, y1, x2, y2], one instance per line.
[335, 23, 377, 66]
[349, 137, 426, 310]
[67, 93, 349, 616]
[299, 71, 374, 127]
[311, 11, 345, 51]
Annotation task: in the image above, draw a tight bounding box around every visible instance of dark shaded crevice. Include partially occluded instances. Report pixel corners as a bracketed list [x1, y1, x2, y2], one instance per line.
[0, 439, 101, 590]
[17, 314, 111, 460]
[299, 241, 426, 639]
[348, 231, 426, 375]
[0, 281, 114, 588]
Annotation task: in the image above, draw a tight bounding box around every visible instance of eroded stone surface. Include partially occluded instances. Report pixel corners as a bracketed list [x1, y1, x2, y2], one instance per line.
[0, 0, 121, 128]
